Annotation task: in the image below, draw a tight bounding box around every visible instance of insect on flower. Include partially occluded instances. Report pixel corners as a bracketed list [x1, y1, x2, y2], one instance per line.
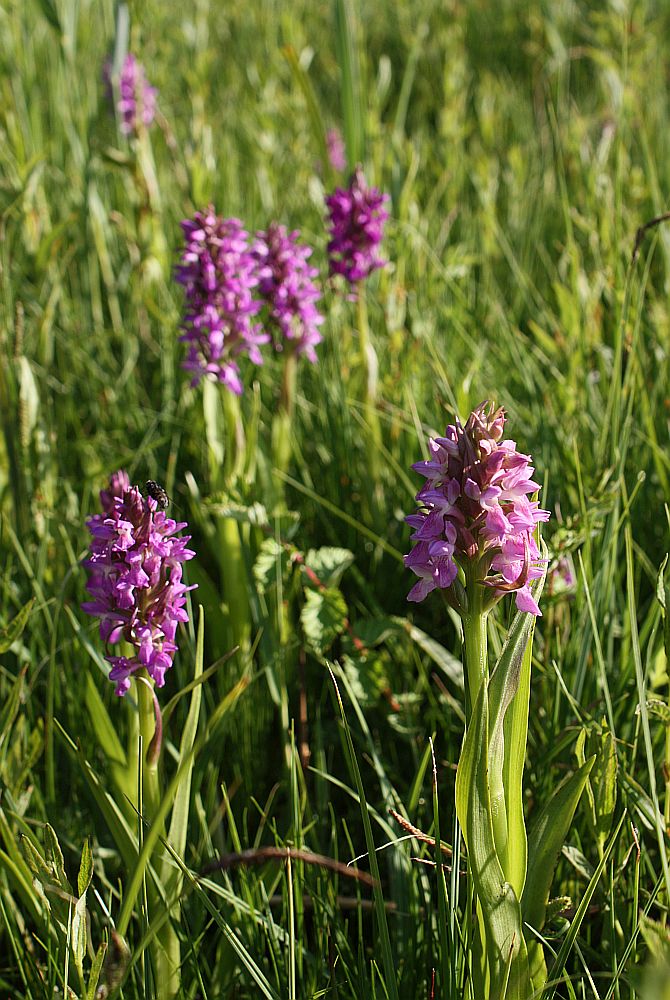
[145, 480, 170, 510]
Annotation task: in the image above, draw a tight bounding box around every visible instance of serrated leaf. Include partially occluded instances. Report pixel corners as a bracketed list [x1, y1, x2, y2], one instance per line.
[207, 496, 269, 527]
[303, 547, 354, 588]
[639, 913, 670, 962]
[253, 538, 288, 592]
[77, 838, 93, 897]
[341, 654, 388, 708]
[72, 891, 88, 976]
[0, 598, 35, 654]
[300, 587, 348, 655]
[643, 698, 670, 725]
[349, 616, 398, 648]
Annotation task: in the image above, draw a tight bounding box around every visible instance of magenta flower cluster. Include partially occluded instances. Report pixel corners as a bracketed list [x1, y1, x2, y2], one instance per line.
[175, 211, 268, 393]
[405, 402, 549, 615]
[115, 54, 157, 136]
[82, 472, 195, 696]
[252, 223, 324, 362]
[326, 166, 389, 286]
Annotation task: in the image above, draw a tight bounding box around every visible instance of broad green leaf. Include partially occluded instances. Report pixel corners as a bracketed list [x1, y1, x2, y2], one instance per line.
[77, 838, 93, 897]
[522, 758, 594, 991]
[496, 558, 547, 895]
[0, 598, 34, 654]
[455, 676, 530, 999]
[303, 547, 354, 588]
[165, 607, 204, 874]
[300, 587, 348, 655]
[84, 672, 127, 768]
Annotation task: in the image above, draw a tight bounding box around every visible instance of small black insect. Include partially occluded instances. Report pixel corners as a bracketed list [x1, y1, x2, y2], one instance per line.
[145, 480, 170, 510]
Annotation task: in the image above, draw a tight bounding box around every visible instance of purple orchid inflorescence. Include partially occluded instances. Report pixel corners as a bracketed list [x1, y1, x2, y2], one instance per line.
[405, 402, 550, 615]
[109, 54, 157, 136]
[82, 472, 196, 696]
[252, 223, 324, 362]
[325, 166, 389, 286]
[175, 209, 268, 393]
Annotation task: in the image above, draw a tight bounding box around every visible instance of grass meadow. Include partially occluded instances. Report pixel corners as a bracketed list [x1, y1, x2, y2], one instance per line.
[2, 0, 670, 997]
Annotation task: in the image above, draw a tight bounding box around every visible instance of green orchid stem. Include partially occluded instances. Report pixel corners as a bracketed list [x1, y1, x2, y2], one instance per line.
[136, 675, 180, 999]
[222, 389, 245, 484]
[461, 582, 489, 720]
[273, 350, 297, 480]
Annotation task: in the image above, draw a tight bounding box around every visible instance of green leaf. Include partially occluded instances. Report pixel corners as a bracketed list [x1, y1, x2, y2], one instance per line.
[522, 758, 595, 991]
[77, 838, 93, 897]
[0, 598, 34, 654]
[253, 537, 289, 592]
[35, 0, 62, 31]
[72, 891, 88, 976]
[86, 941, 108, 1000]
[395, 616, 464, 689]
[455, 673, 531, 999]
[165, 607, 204, 876]
[341, 653, 388, 708]
[303, 547, 354, 588]
[300, 587, 348, 655]
[644, 699, 670, 725]
[349, 615, 398, 648]
[84, 673, 126, 768]
[44, 824, 72, 894]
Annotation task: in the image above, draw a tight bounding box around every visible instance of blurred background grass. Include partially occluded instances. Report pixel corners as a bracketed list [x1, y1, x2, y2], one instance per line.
[1, 0, 670, 996]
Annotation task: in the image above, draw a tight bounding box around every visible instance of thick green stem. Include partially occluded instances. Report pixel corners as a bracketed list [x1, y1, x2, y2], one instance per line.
[461, 603, 489, 722]
[273, 351, 297, 478]
[136, 677, 180, 999]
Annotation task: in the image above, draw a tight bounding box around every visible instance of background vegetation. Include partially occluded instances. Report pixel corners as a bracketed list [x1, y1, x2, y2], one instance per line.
[1, 0, 670, 996]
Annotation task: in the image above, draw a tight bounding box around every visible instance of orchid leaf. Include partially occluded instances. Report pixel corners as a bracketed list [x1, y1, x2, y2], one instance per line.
[522, 757, 595, 991]
[165, 607, 204, 879]
[455, 675, 530, 999]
